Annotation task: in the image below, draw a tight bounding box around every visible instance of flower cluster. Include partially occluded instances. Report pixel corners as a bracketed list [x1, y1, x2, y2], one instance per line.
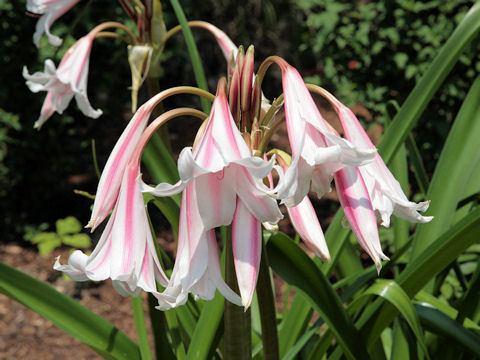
[24, 6, 432, 310]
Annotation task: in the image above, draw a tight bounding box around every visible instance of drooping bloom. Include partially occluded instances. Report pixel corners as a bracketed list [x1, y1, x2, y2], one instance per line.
[87, 101, 157, 231]
[144, 79, 282, 308]
[320, 88, 433, 227]
[155, 182, 242, 310]
[334, 166, 388, 271]
[27, 0, 80, 47]
[55, 162, 169, 296]
[272, 61, 376, 207]
[23, 33, 102, 128]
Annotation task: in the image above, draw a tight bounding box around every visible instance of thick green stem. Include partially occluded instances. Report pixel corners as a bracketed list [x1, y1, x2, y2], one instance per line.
[256, 240, 279, 360]
[224, 226, 251, 359]
[131, 295, 153, 360]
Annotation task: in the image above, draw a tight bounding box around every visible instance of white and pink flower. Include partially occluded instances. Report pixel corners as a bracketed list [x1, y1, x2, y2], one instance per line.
[23, 33, 101, 128]
[55, 162, 169, 296]
[274, 60, 376, 207]
[27, 0, 80, 47]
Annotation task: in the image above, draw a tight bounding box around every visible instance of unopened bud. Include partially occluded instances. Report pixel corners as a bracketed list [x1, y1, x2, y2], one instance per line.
[240, 45, 254, 112]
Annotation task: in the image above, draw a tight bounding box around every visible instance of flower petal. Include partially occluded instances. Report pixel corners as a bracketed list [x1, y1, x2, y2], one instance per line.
[232, 198, 261, 308]
[334, 166, 388, 273]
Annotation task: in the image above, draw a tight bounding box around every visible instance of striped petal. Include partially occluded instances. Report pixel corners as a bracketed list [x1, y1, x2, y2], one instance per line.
[88, 105, 152, 230]
[287, 196, 330, 261]
[55, 163, 168, 296]
[322, 89, 433, 227]
[232, 198, 261, 308]
[334, 166, 388, 272]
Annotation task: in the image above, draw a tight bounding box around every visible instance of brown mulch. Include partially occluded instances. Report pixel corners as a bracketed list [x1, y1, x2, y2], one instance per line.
[0, 243, 152, 360]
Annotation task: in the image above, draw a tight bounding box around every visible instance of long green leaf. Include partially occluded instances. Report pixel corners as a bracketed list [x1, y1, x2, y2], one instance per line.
[411, 75, 480, 257]
[0, 262, 140, 359]
[266, 232, 370, 360]
[358, 205, 480, 347]
[415, 304, 480, 357]
[277, 295, 313, 358]
[186, 292, 224, 360]
[168, 0, 210, 113]
[350, 280, 429, 359]
[131, 296, 153, 360]
[415, 291, 480, 331]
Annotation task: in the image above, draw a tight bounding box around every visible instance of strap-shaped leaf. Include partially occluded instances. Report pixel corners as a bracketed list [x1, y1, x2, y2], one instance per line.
[266, 232, 370, 360]
[278, 295, 313, 358]
[0, 262, 140, 360]
[357, 205, 480, 347]
[415, 304, 480, 357]
[415, 291, 480, 331]
[350, 280, 429, 359]
[412, 75, 480, 257]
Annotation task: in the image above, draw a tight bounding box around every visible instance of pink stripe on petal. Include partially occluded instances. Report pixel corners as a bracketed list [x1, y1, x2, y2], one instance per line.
[232, 198, 261, 308]
[334, 166, 387, 272]
[287, 196, 330, 261]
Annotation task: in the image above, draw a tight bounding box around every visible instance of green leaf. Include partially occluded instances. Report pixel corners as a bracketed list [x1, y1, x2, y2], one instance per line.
[411, 75, 480, 257]
[415, 290, 480, 331]
[38, 237, 62, 256]
[31, 232, 58, 244]
[357, 205, 480, 347]
[266, 232, 370, 360]
[62, 234, 91, 248]
[415, 304, 480, 357]
[278, 295, 313, 358]
[0, 262, 140, 359]
[186, 292, 224, 360]
[350, 280, 429, 359]
[56, 216, 82, 236]
[168, 0, 211, 113]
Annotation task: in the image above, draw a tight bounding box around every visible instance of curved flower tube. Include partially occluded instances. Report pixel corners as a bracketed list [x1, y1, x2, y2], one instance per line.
[54, 162, 169, 296]
[87, 102, 156, 231]
[27, 0, 80, 47]
[23, 32, 102, 128]
[267, 59, 376, 207]
[318, 87, 433, 227]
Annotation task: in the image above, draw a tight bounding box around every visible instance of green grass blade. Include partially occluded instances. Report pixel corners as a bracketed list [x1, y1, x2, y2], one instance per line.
[0, 262, 140, 360]
[411, 76, 480, 257]
[277, 295, 313, 358]
[266, 232, 370, 360]
[415, 304, 480, 357]
[456, 259, 480, 324]
[131, 296, 153, 360]
[358, 205, 480, 347]
[147, 294, 176, 360]
[415, 290, 480, 331]
[351, 280, 429, 359]
[168, 0, 211, 113]
[186, 292, 224, 360]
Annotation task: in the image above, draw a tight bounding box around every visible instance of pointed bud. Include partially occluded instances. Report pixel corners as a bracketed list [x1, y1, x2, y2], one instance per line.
[251, 75, 262, 121]
[228, 65, 240, 123]
[240, 45, 255, 112]
[235, 45, 245, 76]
